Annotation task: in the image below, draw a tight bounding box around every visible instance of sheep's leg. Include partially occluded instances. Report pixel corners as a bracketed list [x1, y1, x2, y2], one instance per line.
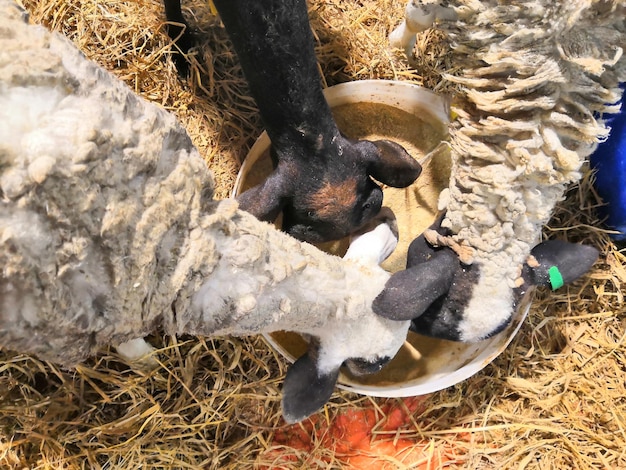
[116, 338, 158, 366]
[389, 0, 457, 57]
[211, 0, 337, 153]
[162, 0, 194, 74]
[389, 0, 438, 56]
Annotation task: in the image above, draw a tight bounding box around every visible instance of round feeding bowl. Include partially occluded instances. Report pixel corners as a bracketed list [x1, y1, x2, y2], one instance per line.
[232, 80, 531, 397]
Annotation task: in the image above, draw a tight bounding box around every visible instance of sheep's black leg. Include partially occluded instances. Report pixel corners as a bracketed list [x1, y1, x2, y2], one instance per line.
[212, 0, 339, 155]
[163, 0, 194, 75]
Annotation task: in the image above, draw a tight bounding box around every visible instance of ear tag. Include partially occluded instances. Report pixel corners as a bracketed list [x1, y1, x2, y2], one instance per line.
[549, 265, 564, 290]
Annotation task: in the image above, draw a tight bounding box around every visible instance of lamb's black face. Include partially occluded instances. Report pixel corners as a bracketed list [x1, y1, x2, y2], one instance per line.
[236, 136, 419, 244]
[282, 177, 383, 243]
[374, 217, 601, 343]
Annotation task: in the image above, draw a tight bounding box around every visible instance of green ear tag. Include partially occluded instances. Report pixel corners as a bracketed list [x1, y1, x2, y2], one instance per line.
[549, 266, 564, 290]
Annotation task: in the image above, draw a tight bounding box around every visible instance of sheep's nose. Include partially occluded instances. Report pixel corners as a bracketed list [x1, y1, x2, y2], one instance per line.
[343, 356, 392, 376]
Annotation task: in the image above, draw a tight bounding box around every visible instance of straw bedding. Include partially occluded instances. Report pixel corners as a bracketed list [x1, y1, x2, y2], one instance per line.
[1, 0, 624, 468]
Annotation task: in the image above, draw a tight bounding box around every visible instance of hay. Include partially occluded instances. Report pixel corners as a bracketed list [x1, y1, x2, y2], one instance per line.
[1, 0, 625, 468]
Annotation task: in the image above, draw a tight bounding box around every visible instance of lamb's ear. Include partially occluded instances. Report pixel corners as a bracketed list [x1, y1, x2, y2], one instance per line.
[236, 170, 288, 222]
[281, 352, 341, 424]
[373, 248, 457, 321]
[366, 140, 422, 187]
[406, 230, 441, 266]
[527, 240, 599, 289]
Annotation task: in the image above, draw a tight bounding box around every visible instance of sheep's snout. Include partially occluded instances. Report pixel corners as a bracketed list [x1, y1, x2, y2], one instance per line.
[281, 178, 384, 243]
[280, 137, 420, 243]
[280, 214, 409, 423]
[343, 355, 392, 376]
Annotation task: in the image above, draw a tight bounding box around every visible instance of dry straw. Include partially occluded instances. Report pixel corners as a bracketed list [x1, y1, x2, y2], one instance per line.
[2, 0, 625, 468]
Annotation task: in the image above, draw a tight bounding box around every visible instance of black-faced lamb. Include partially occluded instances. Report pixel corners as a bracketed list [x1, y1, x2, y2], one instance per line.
[375, 0, 625, 340]
[374, 217, 599, 340]
[162, 0, 423, 243]
[0, 0, 410, 424]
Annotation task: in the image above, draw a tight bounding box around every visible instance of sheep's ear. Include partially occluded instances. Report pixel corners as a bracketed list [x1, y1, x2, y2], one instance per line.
[405, 228, 441, 265]
[281, 352, 340, 424]
[527, 240, 599, 289]
[373, 248, 457, 321]
[236, 170, 288, 222]
[366, 140, 422, 188]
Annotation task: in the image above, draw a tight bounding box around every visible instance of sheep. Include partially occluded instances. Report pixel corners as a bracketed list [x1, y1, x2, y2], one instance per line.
[374, 217, 600, 340]
[161, 0, 423, 243]
[375, 0, 625, 341]
[0, 0, 410, 424]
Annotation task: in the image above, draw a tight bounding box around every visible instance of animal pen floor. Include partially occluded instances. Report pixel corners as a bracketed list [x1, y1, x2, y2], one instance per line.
[1, 0, 625, 468]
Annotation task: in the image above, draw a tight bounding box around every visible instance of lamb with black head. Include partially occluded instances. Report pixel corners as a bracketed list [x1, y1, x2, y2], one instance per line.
[373, 217, 599, 341]
[162, 0, 422, 242]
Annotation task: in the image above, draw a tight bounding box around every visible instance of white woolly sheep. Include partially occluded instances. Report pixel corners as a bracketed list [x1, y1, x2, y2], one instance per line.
[0, 0, 410, 424]
[375, 0, 625, 341]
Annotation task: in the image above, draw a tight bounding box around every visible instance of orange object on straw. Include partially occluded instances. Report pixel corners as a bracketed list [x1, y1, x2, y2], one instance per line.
[263, 396, 457, 469]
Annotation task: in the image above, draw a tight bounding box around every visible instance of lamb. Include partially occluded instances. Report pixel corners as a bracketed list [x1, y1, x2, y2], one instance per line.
[161, 0, 423, 243]
[374, 217, 599, 340]
[375, 0, 625, 341]
[0, 1, 410, 424]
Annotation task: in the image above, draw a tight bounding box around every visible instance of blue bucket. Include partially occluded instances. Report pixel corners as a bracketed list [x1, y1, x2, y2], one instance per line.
[590, 95, 626, 241]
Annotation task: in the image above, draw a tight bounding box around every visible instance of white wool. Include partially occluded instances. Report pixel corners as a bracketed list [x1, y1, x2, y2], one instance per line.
[391, 0, 624, 341]
[393, 0, 626, 282]
[0, 87, 66, 151]
[457, 278, 514, 342]
[188, 210, 410, 374]
[0, 210, 55, 263]
[0, 0, 411, 369]
[1, 282, 38, 326]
